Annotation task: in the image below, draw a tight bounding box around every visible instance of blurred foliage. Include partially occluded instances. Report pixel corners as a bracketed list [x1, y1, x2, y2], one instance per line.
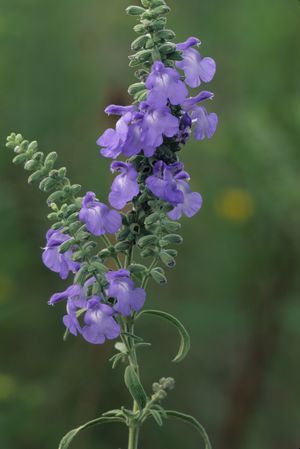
[0, 0, 300, 448]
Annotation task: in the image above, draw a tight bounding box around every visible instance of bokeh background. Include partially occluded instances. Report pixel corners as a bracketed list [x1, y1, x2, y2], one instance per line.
[1, 0, 300, 448]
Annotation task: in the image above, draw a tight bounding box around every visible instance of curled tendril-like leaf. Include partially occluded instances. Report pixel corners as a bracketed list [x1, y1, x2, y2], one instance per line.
[137, 309, 190, 362]
[58, 415, 125, 449]
[165, 410, 212, 449]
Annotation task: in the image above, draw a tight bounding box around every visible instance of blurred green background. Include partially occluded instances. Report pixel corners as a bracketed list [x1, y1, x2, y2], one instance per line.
[1, 0, 300, 448]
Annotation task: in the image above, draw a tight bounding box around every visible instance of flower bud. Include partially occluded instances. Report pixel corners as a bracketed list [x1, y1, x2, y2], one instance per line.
[140, 247, 156, 258]
[128, 82, 146, 96]
[145, 212, 160, 226]
[149, 17, 167, 31]
[154, 29, 175, 41]
[28, 169, 44, 184]
[135, 90, 148, 102]
[74, 266, 88, 286]
[161, 234, 183, 245]
[133, 23, 147, 34]
[47, 190, 65, 204]
[163, 220, 181, 232]
[24, 159, 39, 171]
[129, 49, 153, 65]
[129, 263, 147, 274]
[166, 51, 183, 61]
[58, 167, 67, 177]
[159, 250, 176, 268]
[71, 184, 81, 196]
[44, 152, 58, 170]
[68, 221, 81, 233]
[115, 342, 128, 354]
[125, 6, 146, 15]
[134, 69, 150, 80]
[158, 42, 176, 54]
[39, 177, 57, 192]
[12, 153, 27, 165]
[114, 241, 131, 252]
[130, 223, 141, 235]
[98, 248, 111, 259]
[138, 234, 157, 248]
[131, 35, 150, 51]
[150, 0, 166, 5]
[47, 212, 58, 221]
[88, 261, 107, 274]
[59, 238, 76, 253]
[20, 140, 29, 152]
[142, 5, 170, 20]
[150, 267, 167, 284]
[117, 228, 130, 241]
[164, 248, 178, 258]
[32, 152, 44, 162]
[27, 140, 38, 152]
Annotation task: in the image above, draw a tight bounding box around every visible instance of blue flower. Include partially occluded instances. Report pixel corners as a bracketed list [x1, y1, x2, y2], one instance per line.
[145, 61, 188, 108]
[176, 37, 216, 88]
[42, 229, 80, 280]
[109, 161, 139, 210]
[106, 269, 146, 317]
[146, 161, 202, 219]
[79, 192, 122, 236]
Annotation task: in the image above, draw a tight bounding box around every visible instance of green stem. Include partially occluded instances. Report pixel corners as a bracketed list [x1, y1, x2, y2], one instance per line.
[125, 317, 141, 449]
[101, 235, 123, 269]
[127, 403, 140, 449]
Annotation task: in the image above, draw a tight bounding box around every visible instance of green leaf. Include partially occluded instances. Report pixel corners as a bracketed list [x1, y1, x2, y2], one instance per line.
[149, 409, 163, 426]
[137, 309, 190, 363]
[165, 410, 212, 449]
[124, 365, 147, 410]
[58, 416, 124, 449]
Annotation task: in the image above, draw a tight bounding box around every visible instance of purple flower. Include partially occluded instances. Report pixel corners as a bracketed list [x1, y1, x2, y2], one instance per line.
[42, 229, 80, 280]
[191, 106, 218, 140]
[97, 112, 132, 159]
[140, 102, 179, 157]
[63, 300, 82, 336]
[106, 269, 146, 316]
[146, 161, 202, 219]
[182, 91, 214, 111]
[48, 277, 95, 306]
[81, 297, 121, 344]
[176, 37, 216, 88]
[145, 61, 188, 108]
[49, 278, 95, 336]
[168, 180, 202, 220]
[109, 162, 139, 210]
[146, 161, 186, 205]
[182, 92, 218, 141]
[177, 37, 201, 51]
[79, 192, 122, 236]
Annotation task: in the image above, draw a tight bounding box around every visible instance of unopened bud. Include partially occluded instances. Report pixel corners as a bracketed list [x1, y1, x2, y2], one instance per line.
[126, 6, 146, 15]
[159, 250, 176, 268]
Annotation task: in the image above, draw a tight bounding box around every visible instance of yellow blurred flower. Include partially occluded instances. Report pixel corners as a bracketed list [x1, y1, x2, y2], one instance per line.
[0, 373, 17, 401]
[215, 188, 255, 223]
[0, 274, 14, 304]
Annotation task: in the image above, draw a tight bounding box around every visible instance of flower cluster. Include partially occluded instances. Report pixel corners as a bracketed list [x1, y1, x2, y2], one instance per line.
[40, 35, 217, 345]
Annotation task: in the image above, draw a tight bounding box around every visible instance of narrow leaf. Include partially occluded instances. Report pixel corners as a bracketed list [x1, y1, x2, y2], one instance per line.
[165, 410, 212, 449]
[149, 409, 163, 426]
[138, 309, 190, 362]
[58, 416, 124, 449]
[124, 365, 147, 410]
